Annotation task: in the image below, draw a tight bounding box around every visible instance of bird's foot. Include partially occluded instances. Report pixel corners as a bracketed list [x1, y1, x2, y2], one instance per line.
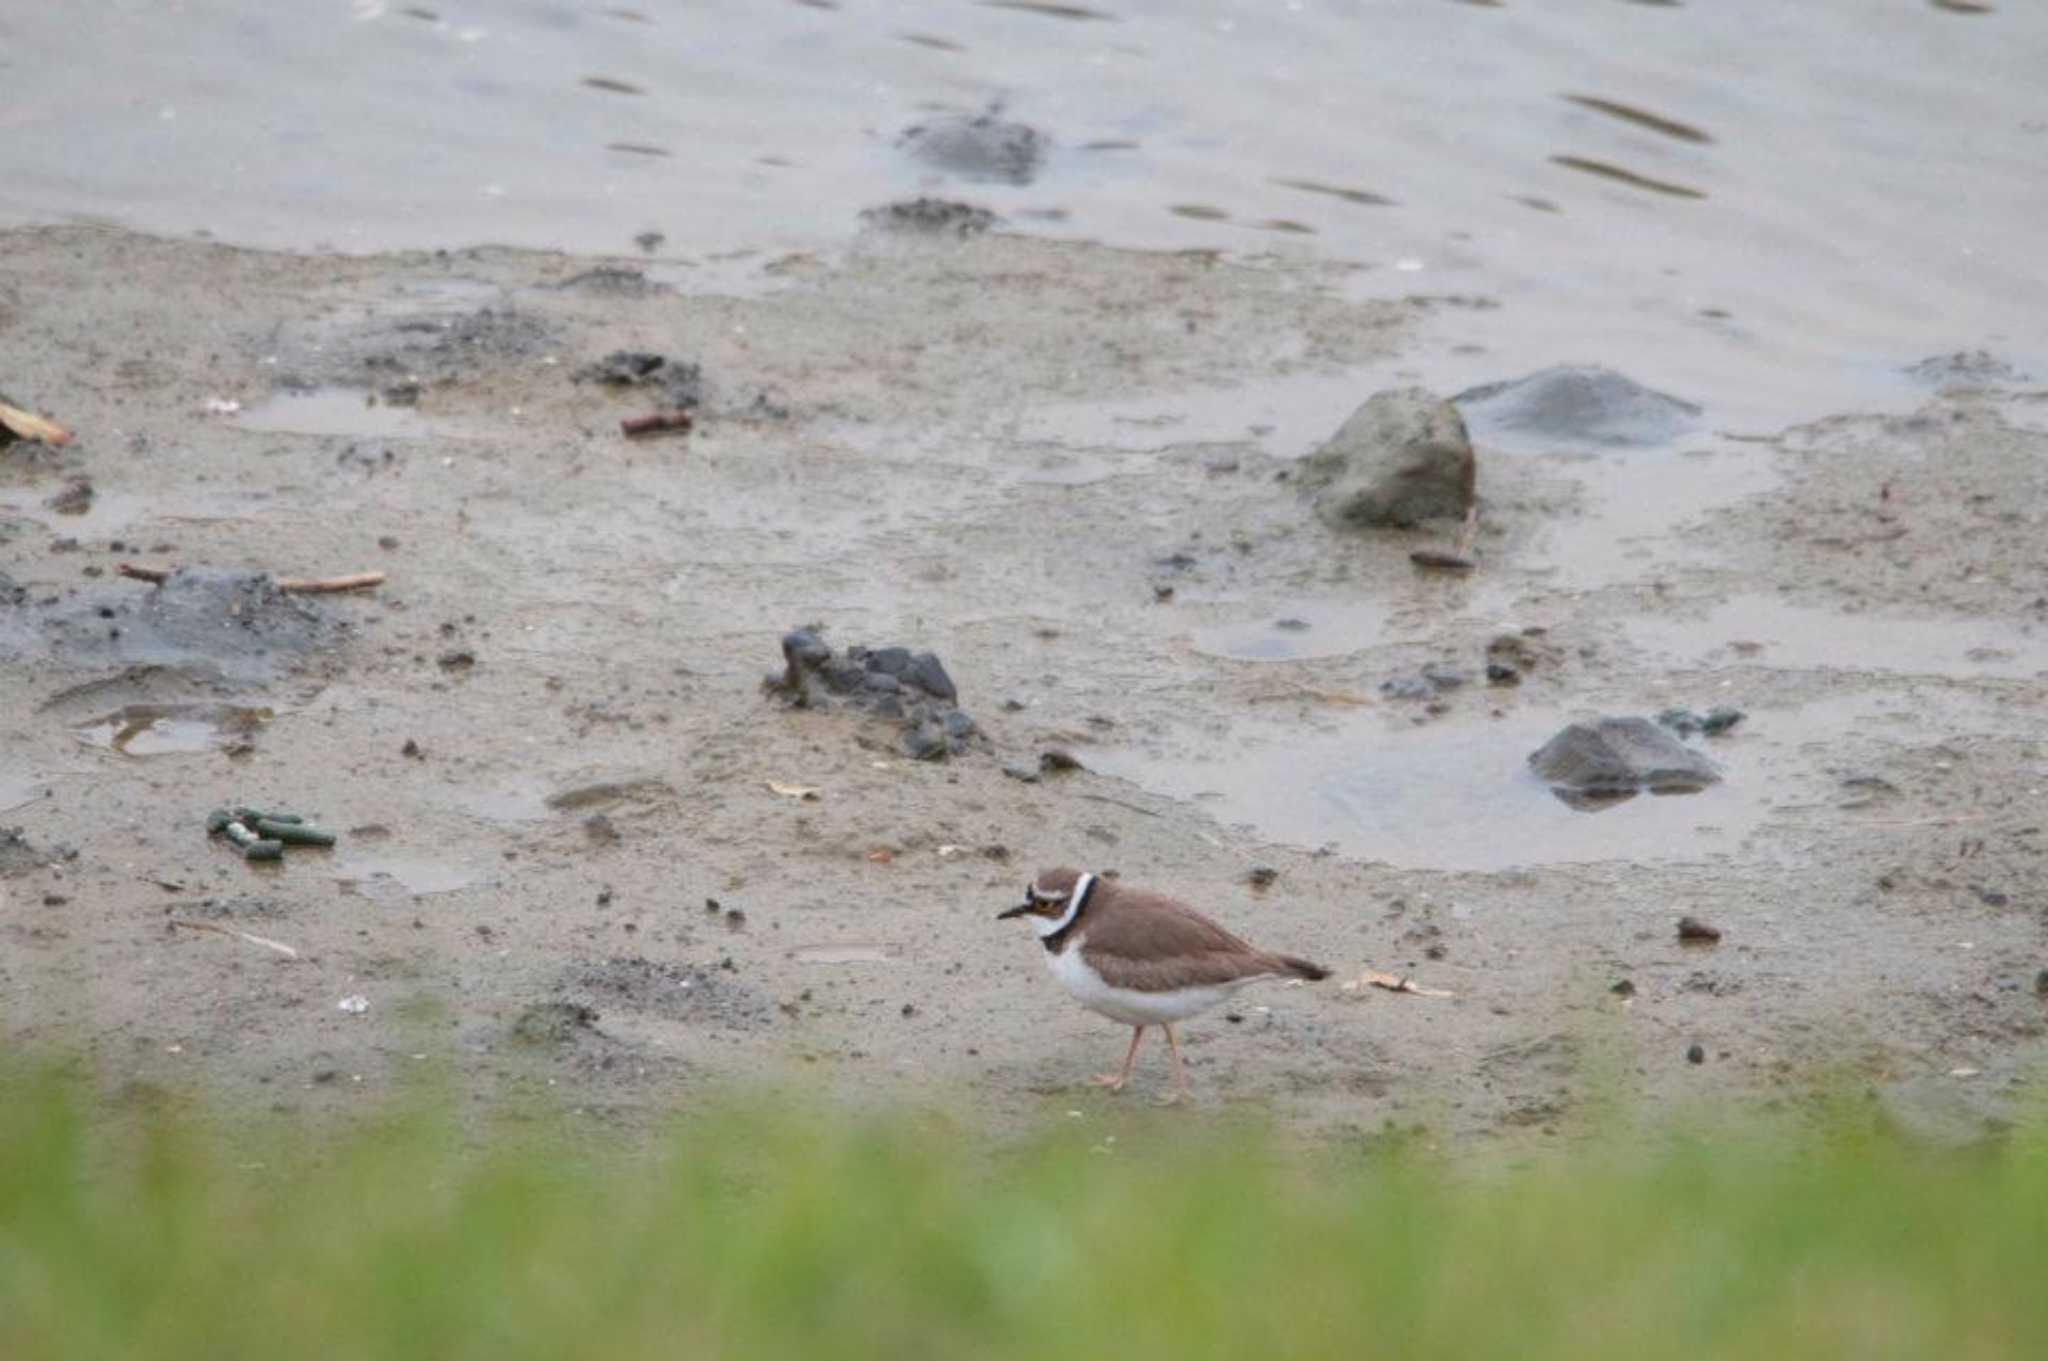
[1152, 1088, 1188, 1108]
[1089, 1072, 1130, 1092]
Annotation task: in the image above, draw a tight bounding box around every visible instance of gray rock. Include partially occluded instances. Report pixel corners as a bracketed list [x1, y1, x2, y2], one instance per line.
[1298, 387, 1475, 529]
[1528, 717, 1721, 794]
[903, 721, 948, 761]
[904, 651, 957, 702]
[942, 709, 977, 740]
[1454, 365, 1701, 448]
[899, 112, 1044, 185]
[1002, 762, 1041, 784]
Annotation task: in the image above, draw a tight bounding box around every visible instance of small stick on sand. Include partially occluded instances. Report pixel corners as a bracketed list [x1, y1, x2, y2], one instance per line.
[621, 408, 694, 438]
[168, 917, 300, 959]
[117, 563, 385, 593]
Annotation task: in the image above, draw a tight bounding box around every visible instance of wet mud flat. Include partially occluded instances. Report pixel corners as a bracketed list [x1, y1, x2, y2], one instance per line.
[2, 223, 2044, 1146]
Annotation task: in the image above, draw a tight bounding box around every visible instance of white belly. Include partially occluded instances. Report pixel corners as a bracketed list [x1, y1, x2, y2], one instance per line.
[1046, 933, 1245, 1027]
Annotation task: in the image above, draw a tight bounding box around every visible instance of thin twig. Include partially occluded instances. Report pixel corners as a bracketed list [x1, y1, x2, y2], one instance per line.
[118, 563, 385, 593]
[168, 917, 300, 959]
[276, 572, 386, 593]
[1076, 792, 1164, 819]
[621, 408, 693, 438]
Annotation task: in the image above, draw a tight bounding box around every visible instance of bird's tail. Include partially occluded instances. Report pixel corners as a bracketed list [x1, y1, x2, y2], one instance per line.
[1277, 954, 1331, 982]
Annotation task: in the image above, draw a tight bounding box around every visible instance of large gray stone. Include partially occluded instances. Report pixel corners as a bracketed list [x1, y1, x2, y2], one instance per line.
[1528, 717, 1720, 794]
[1299, 388, 1475, 530]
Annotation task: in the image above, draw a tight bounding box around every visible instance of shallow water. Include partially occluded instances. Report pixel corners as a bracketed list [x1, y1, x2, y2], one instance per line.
[5, 2, 2040, 429]
[1088, 708, 1770, 872]
[235, 389, 436, 439]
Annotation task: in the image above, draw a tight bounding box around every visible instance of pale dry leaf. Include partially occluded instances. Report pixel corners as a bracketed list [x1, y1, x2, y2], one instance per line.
[1341, 968, 1455, 999]
[0, 399, 72, 446]
[764, 781, 822, 801]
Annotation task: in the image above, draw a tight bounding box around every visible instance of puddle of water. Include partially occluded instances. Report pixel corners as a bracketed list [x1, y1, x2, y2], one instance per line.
[793, 944, 899, 965]
[1018, 370, 1388, 457]
[72, 704, 271, 756]
[441, 779, 554, 824]
[1191, 600, 1386, 661]
[334, 857, 488, 905]
[1088, 711, 1768, 872]
[235, 389, 434, 439]
[1629, 597, 2048, 679]
[1514, 445, 1786, 586]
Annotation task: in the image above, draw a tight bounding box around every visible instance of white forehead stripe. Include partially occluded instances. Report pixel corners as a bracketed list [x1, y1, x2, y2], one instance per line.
[1032, 872, 1094, 938]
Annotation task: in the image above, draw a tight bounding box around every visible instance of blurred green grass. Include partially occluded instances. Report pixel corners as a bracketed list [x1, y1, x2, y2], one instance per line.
[3, 1067, 2045, 1361]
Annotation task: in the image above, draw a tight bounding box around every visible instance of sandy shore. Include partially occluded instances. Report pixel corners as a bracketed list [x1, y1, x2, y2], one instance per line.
[3, 222, 2044, 1144]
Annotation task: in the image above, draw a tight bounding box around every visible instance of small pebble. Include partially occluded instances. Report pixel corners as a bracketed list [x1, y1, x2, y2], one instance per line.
[1677, 915, 1722, 943]
[1610, 979, 1636, 997]
[1247, 866, 1279, 889]
[1686, 1043, 1705, 1065]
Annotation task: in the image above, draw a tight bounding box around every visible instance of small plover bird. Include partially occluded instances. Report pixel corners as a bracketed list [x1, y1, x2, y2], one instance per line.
[998, 866, 1330, 1103]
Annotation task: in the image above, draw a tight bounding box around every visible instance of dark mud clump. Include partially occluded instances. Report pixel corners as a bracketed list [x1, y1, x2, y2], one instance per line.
[1529, 717, 1720, 804]
[5, 568, 344, 684]
[862, 198, 999, 236]
[0, 826, 46, 879]
[574, 350, 704, 409]
[1454, 365, 1701, 448]
[766, 628, 980, 761]
[553, 267, 665, 298]
[1904, 350, 2032, 388]
[559, 957, 773, 1030]
[899, 112, 1045, 185]
[511, 1000, 602, 1045]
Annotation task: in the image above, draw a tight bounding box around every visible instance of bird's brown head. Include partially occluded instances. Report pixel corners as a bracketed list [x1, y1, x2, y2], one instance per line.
[997, 866, 1092, 933]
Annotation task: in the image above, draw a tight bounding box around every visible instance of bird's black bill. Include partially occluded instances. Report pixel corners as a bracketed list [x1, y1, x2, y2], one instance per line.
[999, 885, 1039, 919]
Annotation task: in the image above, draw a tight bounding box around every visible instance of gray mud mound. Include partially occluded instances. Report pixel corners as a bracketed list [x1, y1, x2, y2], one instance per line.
[559, 957, 774, 1031]
[1529, 717, 1721, 802]
[766, 628, 980, 760]
[4, 568, 343, 683]
[1455, 365, 1701, 448]
[278, 305, 556, 390]
[899, 113, 1045, 185]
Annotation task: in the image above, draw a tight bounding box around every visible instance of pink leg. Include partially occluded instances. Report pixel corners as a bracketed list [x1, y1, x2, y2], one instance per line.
[1155, 1024, 1191, 1106]
[1090, 1026, 1146, 1092]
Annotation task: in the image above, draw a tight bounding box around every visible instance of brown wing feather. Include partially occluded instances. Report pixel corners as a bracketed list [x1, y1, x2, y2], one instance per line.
[1078, 883, 1326, 992]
